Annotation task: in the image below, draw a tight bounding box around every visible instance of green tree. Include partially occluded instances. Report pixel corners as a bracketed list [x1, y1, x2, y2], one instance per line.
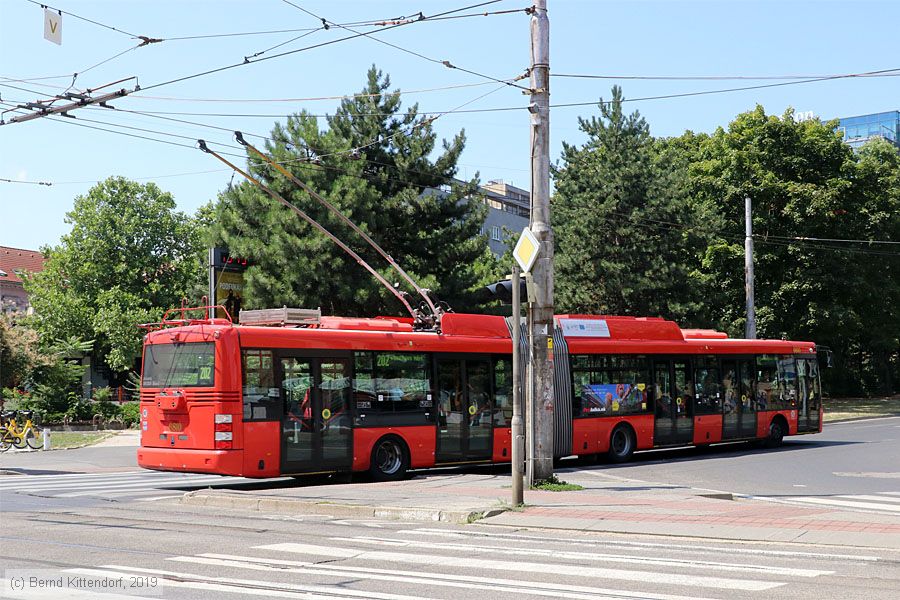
[25, 177, 207, 374]
[213, 66, 497, 317]
[0, 315, 42, 390]
[687, 107, 900, 394]
[552, 86, 705, 321]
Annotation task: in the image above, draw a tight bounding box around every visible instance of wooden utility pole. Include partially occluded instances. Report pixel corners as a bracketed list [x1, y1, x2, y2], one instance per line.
[528, 0, 554, 482]
[745, 196, 756, 339]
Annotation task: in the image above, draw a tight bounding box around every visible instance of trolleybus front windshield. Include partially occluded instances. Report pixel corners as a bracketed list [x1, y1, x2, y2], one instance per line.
[142, 342, 215, 388]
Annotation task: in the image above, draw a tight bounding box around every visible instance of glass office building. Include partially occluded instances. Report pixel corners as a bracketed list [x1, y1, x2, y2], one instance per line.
[837, 111, 900, 149]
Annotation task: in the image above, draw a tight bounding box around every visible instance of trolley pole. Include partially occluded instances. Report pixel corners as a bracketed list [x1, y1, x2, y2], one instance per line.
[528, 0, 554, 482]
[745, 196, 756, 339]
[511, 265, 524, 506]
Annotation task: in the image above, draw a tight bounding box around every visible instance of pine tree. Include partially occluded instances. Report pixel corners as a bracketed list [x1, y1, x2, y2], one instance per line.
[213, 66, 495, 317]
[553, 86, 704, 321]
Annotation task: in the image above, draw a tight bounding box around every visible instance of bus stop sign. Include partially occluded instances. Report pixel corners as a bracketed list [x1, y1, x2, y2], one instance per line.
[513, 227, 540, 274]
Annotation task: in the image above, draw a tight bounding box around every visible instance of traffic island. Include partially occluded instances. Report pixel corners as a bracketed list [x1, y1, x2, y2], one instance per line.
[180, 489, 506, 524]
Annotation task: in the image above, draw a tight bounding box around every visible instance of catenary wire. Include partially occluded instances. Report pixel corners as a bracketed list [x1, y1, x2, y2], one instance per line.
[25, 0, 142, 39]
[551, 69, 900, 80]
[137, 0, 511, 93]
[278, 0, 530, 91]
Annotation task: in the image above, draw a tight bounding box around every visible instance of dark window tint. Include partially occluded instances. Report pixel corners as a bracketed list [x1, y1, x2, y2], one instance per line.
[354, 352, 430, 412]
[693, 357, 721, 415]
[142, 342, 215, 388]
[493, 358, 513, 426]
[242, 349, 279, 421]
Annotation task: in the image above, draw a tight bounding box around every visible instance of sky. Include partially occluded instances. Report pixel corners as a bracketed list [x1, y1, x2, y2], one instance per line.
[1, 0, 898, 251]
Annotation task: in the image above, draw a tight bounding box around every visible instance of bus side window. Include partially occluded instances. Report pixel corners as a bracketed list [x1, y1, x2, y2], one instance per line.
[493, 358, 513, 427]
[242, 349, 278, 421]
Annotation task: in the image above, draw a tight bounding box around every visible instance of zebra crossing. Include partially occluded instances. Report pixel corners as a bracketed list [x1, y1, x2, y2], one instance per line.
[0, 469, 273, 501]
[1, 528, 860, 600]
[766, 491, 900, 515]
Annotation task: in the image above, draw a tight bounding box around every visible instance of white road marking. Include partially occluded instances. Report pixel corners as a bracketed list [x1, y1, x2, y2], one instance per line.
[782, 496, 900, 512]
[173, 552, 725, 600]
[404, 528, 881, 561]
[327, 536, 832, 578]
[833, 472, 900, 479]
[836, 494, 900, 504]
[257, 542, 785, 591]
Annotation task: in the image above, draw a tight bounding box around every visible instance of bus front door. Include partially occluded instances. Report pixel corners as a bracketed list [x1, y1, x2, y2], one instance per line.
[278, 354, 353, 474]
[653, 359, 693, 446]
[435, 357, 493, 464]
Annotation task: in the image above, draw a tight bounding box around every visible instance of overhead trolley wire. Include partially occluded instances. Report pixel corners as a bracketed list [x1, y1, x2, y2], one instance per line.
[25, 0, 142, 39]
[137, 0, 517, 93]
[130, 79, 503, 103]
[278, 0, 530, 91]
[551, 69, 900, 81]
[566, 205, 900, 258]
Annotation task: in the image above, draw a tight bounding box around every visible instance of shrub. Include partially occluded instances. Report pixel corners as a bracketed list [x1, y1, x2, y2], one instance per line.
[120, 402, 141, 427]
[92, 386, 113, 403]
[93, 399, 121, 421]
[65, 394, 94, 423]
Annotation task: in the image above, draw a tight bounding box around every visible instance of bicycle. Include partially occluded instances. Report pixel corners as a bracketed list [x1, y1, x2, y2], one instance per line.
[0, 410, 21, 451]
[0, 410, 42, 451]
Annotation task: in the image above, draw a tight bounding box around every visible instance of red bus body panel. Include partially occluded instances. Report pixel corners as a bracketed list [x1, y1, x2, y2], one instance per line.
[693, 415, 723, 445]
[493, 427, 512, 463]
[138, 313, 820, 477]
[242, 421, 281, 477]
[352, 426, 436, 471]
[137, 446, 243, 475]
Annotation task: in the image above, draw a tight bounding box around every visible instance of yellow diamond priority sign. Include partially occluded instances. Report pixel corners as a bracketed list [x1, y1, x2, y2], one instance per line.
[513, 227, 540, 274]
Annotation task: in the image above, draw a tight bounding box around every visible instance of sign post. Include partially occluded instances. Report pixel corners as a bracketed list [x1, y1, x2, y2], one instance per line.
[512, 228, 540, 491]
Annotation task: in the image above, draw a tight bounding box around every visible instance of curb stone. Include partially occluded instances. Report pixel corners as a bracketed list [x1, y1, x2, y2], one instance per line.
[180, 490, 505, 524]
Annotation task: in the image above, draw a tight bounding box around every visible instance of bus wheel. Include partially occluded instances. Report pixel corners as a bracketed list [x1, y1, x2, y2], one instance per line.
[607, 426, 635, 463]
[764, 419, 785, 448]
[370, 437, 409, 482]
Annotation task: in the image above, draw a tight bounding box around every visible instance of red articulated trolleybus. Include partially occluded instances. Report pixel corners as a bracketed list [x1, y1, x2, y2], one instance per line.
[137, 305, 823, 480]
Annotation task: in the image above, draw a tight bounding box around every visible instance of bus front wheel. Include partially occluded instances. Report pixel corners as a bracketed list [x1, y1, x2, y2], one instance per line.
[607, 426, 635, 463]
[370, 437, 409, 482]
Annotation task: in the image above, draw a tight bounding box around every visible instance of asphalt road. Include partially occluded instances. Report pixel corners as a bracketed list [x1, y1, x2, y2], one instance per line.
[2, 497, 899, 600]
[564, 417, 900, 507]
[1, 418, 898, 599]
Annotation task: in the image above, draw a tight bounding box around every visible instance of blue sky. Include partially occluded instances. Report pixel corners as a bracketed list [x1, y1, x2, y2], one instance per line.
[2, 0, 898, 251]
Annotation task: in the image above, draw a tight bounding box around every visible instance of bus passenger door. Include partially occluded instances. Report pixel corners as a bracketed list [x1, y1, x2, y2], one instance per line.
[435, 357, 493, 463]
[278, 354, 353, 474]
[279, 357, 315, 469]
[317, 358, 353, 469]
[797, 358, 821, 432]
[721, 360, 740, 440]
[653, 359, 692, 446]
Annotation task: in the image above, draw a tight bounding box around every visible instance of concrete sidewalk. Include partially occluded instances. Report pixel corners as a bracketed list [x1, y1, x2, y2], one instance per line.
[180, 467, 900, 550]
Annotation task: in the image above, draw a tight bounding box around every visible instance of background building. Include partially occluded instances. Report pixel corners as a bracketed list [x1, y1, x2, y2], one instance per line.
[480, 180, 530, 256]
[0, 246, 45, 315]
[836, 110, 900, 150]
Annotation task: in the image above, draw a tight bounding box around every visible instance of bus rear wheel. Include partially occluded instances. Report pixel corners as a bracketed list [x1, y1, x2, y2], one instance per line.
[370, 437, 409, 482]
[764, 419, 785, 448]
[607, 426, 635, 463]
